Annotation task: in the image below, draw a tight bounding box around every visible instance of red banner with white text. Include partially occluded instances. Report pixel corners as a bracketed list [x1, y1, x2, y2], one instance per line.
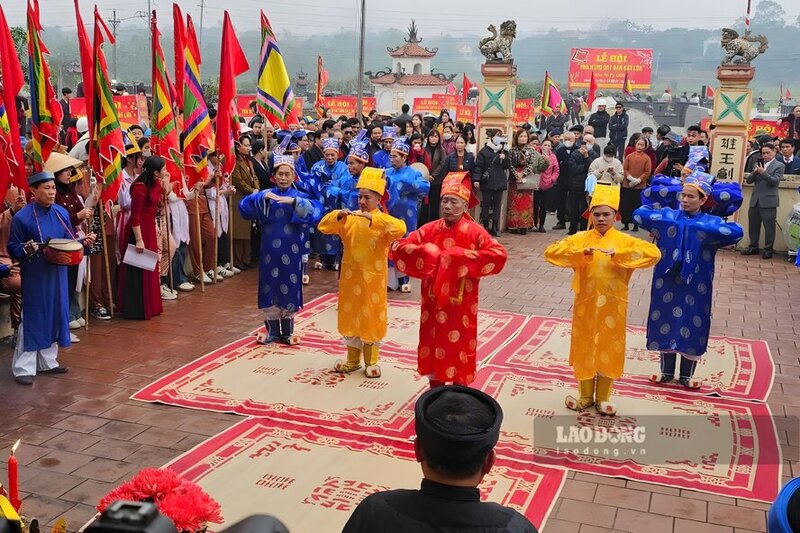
[568, 48, 653, 91]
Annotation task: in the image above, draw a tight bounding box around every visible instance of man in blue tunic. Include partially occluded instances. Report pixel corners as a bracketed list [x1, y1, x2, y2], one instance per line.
[310, 137, 349, 270]
[239, 154, 322, 345]
[329, 133, 369, 212]
[372, 126, 396, 169]
[385, 136, 430, 292]
[8, 171, 96, 385]
[634, 172, 743, 388]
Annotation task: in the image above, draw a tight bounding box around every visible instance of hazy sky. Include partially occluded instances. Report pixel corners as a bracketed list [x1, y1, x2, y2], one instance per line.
[5, 0, 800, 36]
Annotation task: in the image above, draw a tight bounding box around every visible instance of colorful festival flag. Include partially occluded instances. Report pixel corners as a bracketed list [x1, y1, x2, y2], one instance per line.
[217, 12, 250, 176]
[91, 6, 126, 202]
[182, 15, 212, 186]
[540, 71, 566, 117]
[622, 71, 633, 97]
[73, 0, 94, 136]
[315, 55, 328, 118]
[257, 10, 296, 128]
[151, 10, 183, 187]
[27, 0, 63, 171]
[0, 5, 26, 194]
[172, 3, 186, 111]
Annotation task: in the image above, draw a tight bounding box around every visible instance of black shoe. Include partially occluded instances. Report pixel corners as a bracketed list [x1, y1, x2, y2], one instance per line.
[520, 228, 527, 235]
[40, 365, 69, 374]
[552, 223, 566, 230]
[762, 250, 773, 259]
[15, 375, 33, 385]
[622, 224, 630, 231]
[631, 225, 639, 232]
[740, 247, 759, 256]
[537, 226, 546, 233]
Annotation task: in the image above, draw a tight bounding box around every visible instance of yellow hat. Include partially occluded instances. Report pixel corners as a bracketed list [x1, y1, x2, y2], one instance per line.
[356, 167, 387, 197]
[43, 152, 83, 175]
[583, 184, 621, 225]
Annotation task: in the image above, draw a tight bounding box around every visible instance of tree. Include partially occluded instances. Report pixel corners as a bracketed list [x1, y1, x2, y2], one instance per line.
[516, 81, 543, 100]
[752, 0, 786, 28]
[11, 26, 27, 83]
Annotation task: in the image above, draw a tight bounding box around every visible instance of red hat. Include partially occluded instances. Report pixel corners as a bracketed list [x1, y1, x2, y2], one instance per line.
[440, 171, 479, 208]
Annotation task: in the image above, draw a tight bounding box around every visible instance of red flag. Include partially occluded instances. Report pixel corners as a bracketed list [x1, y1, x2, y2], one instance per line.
[705, 85, 715, 99]
[586, 72, 597, 107]
[0, 5, 25, 193]
[73, 0, 93, 127]
[786, 88, 792, 100]
[217, 11, 250, 176]
[315, 55, 327, 117]
[622, 72, 633, 97]
[462, 74, 473, 105]
[173, 3, 187, 110]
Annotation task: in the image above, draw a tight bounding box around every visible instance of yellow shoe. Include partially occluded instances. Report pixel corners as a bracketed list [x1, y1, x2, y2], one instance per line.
[565, 378, 595, 411]
[363, 344, 381, 378]
[334, 346, 362, 373]
[595, 375, 617, 416]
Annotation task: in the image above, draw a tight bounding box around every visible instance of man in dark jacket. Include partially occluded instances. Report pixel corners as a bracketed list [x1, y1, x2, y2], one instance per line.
[566, 141, 598, 235]
[301, 131, 325, 169]
[587, 103, 610, 140]
[545, 108, 568, 136]
[608, 103, 629, 160]
[552, 131, 578, 229]
[472, 129, 510, 236]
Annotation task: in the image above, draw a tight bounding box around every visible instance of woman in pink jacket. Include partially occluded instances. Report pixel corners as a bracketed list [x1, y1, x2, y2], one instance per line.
[535, 139, 559, 233]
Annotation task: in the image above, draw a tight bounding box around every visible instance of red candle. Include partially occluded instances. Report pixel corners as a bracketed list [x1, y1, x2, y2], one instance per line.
[8, 439, 20, 512]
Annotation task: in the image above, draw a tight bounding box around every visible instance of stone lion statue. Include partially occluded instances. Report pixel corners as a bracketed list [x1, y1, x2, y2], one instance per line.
[720, 28, 768, 65]
[479, 20, 517, 63]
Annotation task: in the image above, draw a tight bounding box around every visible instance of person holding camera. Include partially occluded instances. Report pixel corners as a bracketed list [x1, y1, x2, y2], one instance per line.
[742, 142, 784, 259]
[472, 129, 511, 237]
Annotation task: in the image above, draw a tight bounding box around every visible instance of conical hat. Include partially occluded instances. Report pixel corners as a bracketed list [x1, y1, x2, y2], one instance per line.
[43, 152, 83, 175]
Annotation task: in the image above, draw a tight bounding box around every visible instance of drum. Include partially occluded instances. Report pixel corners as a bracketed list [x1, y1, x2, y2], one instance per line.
[42, 238, 83, 266]
[410, 162, 431, 182]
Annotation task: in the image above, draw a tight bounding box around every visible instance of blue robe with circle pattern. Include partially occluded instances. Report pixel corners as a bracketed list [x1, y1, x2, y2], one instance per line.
[633, 206, 743, 356]
[309, 159, 349, 257]
[238, 188, 323, 312]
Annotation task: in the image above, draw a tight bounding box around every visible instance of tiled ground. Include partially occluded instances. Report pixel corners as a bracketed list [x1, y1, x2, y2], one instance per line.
[0, 228, 797, 532]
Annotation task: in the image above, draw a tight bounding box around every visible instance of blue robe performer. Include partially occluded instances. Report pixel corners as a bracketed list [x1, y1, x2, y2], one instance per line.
[8, 171, 95, 385]
[329, 130, 369, 212]
[239, 154, 322, 345]
[634, 171, 743, 388]
[372, 126, 396, 169]
[385, 136, 430, 292]
[310, 137, 349, 270]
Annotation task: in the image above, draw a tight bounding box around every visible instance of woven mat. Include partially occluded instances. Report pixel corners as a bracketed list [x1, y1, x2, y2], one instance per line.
[166, 418, 566, 532]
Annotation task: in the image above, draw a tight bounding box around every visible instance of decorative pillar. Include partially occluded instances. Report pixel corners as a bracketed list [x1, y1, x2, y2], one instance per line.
[708, 65, 754, 187]
[474, 62, 517, 227]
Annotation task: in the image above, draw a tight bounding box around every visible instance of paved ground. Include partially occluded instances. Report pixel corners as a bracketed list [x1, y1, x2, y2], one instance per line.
[0, 226, 796, 532]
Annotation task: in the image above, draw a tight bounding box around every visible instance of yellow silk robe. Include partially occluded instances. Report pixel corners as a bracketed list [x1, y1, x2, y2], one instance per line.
[544, 228, 660, 380]
[318, 209, 407, 343]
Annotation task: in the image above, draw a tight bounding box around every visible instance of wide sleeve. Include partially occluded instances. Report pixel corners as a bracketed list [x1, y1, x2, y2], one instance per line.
[610, 234, 662, 269]
[373, 211, 407, 240]
[291, 195, 323, 225]
[317, 209, 345, 236]
[443, 229, 507, 278]
[393, 170, 430, 199]
[8, 214, 29, 260]
[544, 233, 593, 269]
[129, 183, 147, 227]
[391, 225, 440, 278]
[699, 218, 744, 247]
[237, 190, 265, 221]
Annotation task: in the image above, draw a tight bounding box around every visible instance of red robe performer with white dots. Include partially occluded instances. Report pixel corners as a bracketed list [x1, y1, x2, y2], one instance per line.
[392, 172, 507, 387]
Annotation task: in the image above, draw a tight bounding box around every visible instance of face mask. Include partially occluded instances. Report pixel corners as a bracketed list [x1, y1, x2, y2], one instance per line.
[564, 141, 574, 148]
[585, 143, 594, 151]
[444, 133, 453, 140]
[142, 150, 152, 157]
[603, 156, 613, 162]
[493, 136, 503, 145]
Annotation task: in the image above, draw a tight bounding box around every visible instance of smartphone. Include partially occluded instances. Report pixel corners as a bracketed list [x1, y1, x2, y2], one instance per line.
[757, 158, 765, 166]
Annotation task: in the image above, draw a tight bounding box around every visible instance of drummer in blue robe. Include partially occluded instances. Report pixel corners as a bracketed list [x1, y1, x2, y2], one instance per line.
[329, 131, 369, 212]
[634, 171, 743, 389]
[239, 154, 323, 345]
[372, 126, 396, 169]
[310, 137, 349, 270]
[8, 171, 96, 385]
[385, 136, 430, 292]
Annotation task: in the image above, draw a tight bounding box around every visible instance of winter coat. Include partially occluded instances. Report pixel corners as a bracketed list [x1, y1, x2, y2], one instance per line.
[445, 151, 476, 174]
[566, 149, 599, 192]
[539, 151, 560, 191]
[587, 110, 610, 138]
[473, 141, 511, 191]
[608, 111, 629, 142]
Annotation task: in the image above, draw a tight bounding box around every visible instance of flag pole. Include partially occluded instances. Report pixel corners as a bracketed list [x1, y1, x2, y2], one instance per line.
[213, 171, 220, 283]
[164, 195, 174, 291]
[228, 180, 234, 273]
[355, 0, 366, 120]
[195, 195, 205, 292]
[99, 205, 115, 318]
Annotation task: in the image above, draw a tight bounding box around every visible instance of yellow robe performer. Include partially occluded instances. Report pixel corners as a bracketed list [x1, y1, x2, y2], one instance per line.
[317, 167, 407, 378]
[544, 185, 660, 415]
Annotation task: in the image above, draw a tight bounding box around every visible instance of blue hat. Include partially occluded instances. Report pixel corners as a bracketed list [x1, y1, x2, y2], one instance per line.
[275, 129, 303, 152]
[348, 142, 370, 164]
[273, 154, 296, 172]
[684, 170, 713, 197]
[381, 125, 397, 141]
[391, 136, 410, 155]
[28, 171, 55, 187]
[322, 137, 340, 154]
[685, 146, 709, 171]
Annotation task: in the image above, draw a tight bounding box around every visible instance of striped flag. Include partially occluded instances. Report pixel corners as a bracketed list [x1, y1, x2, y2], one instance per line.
[182, 15, 212, 187]
[26, 0, 63, 171]
[151, 10, 183, 188]
[540, 71, 566, 117]
[91, 6, 126, 202]
[257, 10, 296, 128]
[0, 5, 26, 194]
[172, 3, 187, 111]
[74, 0, 94, 140]
[315, 55, 327, 118]
[622, 72, 633, 97]
[217, 12, 250, 176]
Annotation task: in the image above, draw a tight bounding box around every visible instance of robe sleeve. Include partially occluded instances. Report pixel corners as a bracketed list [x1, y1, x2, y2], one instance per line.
[129, 183, 147, 227]
[372, 211, 407, 240]
[8, 215, 29, 261]
[610, 234, 662, 269]
[443, 230, 507, 278]
[544, 234, 593, 269]
[696, 218, 744, 247]
[392, 225, 441, 278]
[292, 196, 323, 225]
[317, 210, 345, 236]
[237, 190, 265, 221]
